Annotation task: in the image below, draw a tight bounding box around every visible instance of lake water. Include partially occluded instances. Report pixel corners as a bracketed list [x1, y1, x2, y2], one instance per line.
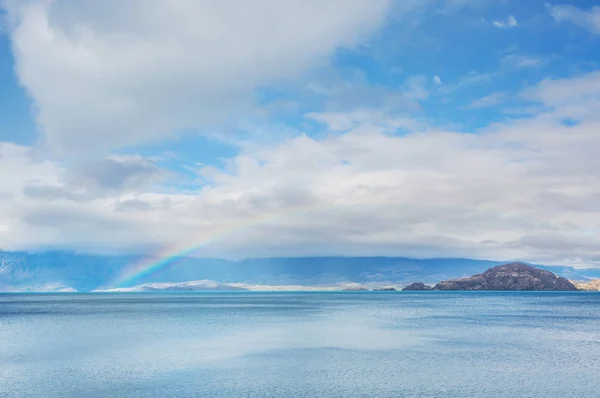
[1, 292, 599, 397]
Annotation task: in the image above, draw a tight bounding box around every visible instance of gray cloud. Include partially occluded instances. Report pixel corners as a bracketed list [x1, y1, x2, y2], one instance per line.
[68, 157, 163, 191]
[114, 199, 152, 213]
[22, 155, 165, 203]
[22, 184, 89, 202]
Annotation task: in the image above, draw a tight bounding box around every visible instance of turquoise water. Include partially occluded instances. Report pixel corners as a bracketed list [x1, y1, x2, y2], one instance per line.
[1, 292, 599, 397]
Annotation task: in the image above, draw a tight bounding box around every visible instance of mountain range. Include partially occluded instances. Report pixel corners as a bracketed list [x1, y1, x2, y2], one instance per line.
[2, 251, 600, 292]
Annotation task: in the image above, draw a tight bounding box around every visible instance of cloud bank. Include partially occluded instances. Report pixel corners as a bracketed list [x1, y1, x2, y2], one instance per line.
[0, 69, 599, 266]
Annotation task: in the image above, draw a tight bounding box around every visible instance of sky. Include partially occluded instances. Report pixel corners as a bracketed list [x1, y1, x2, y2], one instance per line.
[0, 0, 600, 267]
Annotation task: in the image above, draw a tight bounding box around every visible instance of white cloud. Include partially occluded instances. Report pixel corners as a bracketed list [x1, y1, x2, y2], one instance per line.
[438, 70, 493, 95]
[464, 92, 505, 109]
[433, 75, 442, 85]
[403, 75, 429, 100]
[0, 282, 77, 293]
[502, 54, 544, 69]
[304, 72, 426, 116]
[2, 71, 600, 267]
[521, 70, 600, 108]
[3, 0, 393, 154]
[493, 15, 518, 29]
[306, 109, 424, 133]
[548, 4, 600, 34]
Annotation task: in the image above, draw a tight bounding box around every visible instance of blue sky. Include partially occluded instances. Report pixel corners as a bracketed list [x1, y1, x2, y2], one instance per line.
[1, 0, 600, 267]
[0, 29, 36, 145]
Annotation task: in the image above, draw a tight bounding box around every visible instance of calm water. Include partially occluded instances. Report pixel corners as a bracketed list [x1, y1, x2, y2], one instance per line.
[1, 292, 599, 397]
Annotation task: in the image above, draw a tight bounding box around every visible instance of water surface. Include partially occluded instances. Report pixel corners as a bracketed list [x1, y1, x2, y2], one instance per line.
[1, 292, 599, 397]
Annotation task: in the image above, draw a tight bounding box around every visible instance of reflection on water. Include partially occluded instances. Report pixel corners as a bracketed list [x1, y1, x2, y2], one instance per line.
[1, 292, 599, 397]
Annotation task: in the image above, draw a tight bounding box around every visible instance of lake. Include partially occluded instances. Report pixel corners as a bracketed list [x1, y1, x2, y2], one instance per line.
[1, 292, 599, 397]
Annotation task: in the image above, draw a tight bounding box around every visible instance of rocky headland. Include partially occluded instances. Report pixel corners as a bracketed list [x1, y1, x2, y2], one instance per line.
[402, 282, 433, 291]
[432, 262, 577, 291]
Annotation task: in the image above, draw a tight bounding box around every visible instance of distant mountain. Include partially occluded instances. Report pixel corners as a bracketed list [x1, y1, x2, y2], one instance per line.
[95, 280, 248, 292]
[342, 287, 369, 291]
[433, 263, 578, 291]
[573, 280, 600, 291]
[1, 251, 598, 292]
[402, 282, 433, 291]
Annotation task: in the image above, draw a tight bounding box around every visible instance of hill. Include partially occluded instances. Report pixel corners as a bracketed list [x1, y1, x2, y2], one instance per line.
[433, 263, 577, 291]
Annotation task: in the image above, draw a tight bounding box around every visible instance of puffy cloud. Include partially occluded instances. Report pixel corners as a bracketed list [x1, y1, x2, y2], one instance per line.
[548, 4, 600, 34]
[3, 0, 393, 154]
[70, 157, 163, 190]
[492, 15, 518, 29]
[1, 71, 600, 267]
[522, 70, 600, 109]
[22, 155, 166, 201]
[0, 145, 175, 252]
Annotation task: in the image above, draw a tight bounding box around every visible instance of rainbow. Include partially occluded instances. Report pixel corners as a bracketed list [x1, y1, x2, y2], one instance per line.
[111, 218, 271, 288]
[110, 201, 344, 287]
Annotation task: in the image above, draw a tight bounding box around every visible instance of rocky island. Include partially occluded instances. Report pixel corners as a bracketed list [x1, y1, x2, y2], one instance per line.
[402, 282, 433, 291]
[432, 262, 577, 291]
